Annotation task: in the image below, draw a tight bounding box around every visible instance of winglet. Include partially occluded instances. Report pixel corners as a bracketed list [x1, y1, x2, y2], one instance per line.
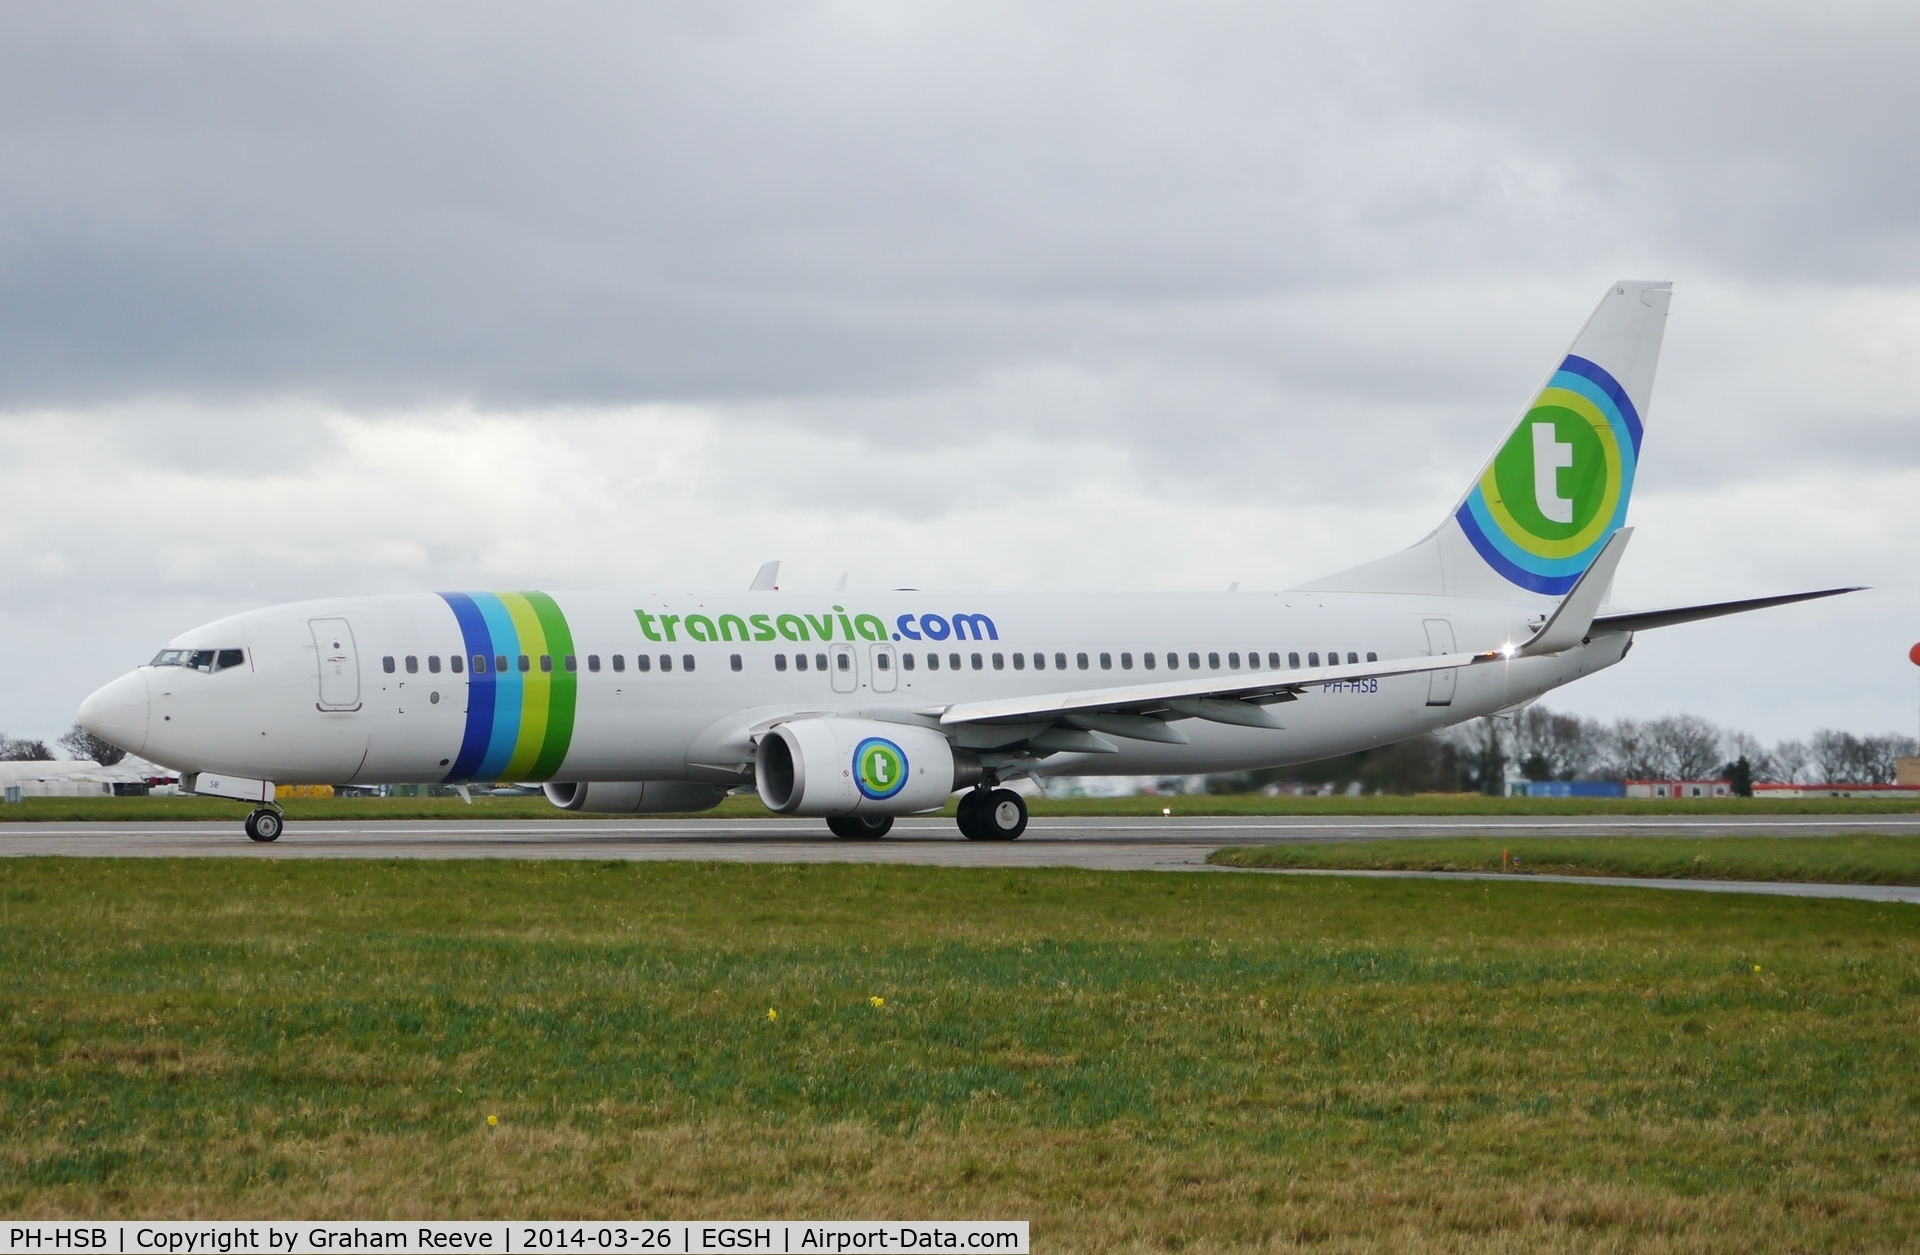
[1517, 527, 1632, 656]
[749, 561, 780, 592]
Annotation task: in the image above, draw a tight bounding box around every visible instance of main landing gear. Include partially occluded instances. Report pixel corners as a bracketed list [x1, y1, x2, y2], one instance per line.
[827, 815, 894, 839]
[244, 808, 284, 843]
[956, 787, 1027, 841]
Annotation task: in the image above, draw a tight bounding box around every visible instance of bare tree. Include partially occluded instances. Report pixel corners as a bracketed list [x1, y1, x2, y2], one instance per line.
[1646, 715, 1726, 780]
[1771, 739, 1811, 784]
[58, 724, 127, 767]
[0, 736, 54, 761]
[1511, 707, 1603, 781]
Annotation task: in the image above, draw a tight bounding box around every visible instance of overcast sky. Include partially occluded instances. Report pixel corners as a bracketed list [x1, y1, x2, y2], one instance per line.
[3, 1, 1918, 748]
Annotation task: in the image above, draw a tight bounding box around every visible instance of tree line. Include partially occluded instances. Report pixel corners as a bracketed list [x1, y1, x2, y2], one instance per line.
[1215, 707, 1918, 796]
[0, 725, 128, 766]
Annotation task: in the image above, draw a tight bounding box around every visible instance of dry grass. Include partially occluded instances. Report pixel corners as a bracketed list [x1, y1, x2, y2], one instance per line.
[1, 860, 1917, 1251]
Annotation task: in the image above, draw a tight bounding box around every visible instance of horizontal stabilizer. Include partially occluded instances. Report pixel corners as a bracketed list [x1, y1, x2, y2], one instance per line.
[1592, 586, 1863, 634]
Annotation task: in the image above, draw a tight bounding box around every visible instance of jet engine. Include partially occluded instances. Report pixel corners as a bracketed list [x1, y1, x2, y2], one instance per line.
[755, 718, 979, 817]
[542, 781, 729, 814]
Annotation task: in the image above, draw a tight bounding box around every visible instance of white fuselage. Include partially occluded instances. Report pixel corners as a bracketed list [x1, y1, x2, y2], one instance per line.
[80, 588, 1628, 787]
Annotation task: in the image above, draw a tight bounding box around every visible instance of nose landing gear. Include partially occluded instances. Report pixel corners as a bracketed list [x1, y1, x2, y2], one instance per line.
[244, 808, 284, 843]
[956, 787, 1027, 840]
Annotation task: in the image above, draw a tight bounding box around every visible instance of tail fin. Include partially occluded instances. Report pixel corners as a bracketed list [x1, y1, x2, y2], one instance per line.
[1301, 280, 1671, 600]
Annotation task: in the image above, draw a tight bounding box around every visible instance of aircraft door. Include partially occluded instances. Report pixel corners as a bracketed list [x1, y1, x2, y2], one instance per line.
[310, 618, 362, 711]
[1423, 619, 1456, 707]
[830, 644, 858, 694]
[869, 644, 898, 692]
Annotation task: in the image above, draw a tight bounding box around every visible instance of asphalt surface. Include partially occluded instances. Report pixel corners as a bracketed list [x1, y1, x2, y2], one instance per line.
[2, 813, 1918, 902]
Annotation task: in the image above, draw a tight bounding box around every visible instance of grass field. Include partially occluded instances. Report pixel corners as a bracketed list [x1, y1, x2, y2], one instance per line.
[5, 791, 1917, 822]
[1209, 834, 1920, 885]
[2, 860, 1917, 1250]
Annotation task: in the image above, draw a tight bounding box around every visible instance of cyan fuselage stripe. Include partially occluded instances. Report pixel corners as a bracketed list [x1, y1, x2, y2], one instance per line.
[472, 596, 524, 780]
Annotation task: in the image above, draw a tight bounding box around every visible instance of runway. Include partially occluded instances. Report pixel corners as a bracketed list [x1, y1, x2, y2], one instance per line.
[2, 813, 1919, 902]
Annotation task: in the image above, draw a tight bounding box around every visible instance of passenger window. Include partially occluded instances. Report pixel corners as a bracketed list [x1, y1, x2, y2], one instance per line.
[927, 653, 940, 670]
[217, 649, 246, 671]
[1228, 652, 1240, 669]
[877, 653, 892, 671]
[1207, 652, 1220, 669]
[970, 653, 982, 670]
[776, 654, 788, 671]
[383, 655, 396, 674]
[1367, 651, 1378, 662]
[660, 655, 673, 672]
[1055, 652, 1068, 670]
[565, 655, 578, 672]
[795, 653, 808, 671]
[731, 654, 742, 672]
[1099, 652, 1112, 670]
[450, 655, 464, 674]
[1188, 652, 1200, 670]
[538, 655, 551, 673]
[519, 655, 532, 673]
[1288, 652, 1299, 668]
[612, 655, 625, 672]
[950, 653, 961, 670]
[1347, 652, 1358, 665]
[405, 655, 419, 674]
[902, 653, 915, 671]
[814, 654, 826, 671]
[1076, 652, 1088, 670]
[429, 655, 442, 674]
[685, 655, 697, 672]
[1268, 652, 1280, 669]
[495, 654, 508, 674]
[636, 654, 651, 672]
[473, 655, 488, 674]
[1308, 652, 1320, 667]
[992, 653, 1004, 670]
[1143, 652, 1155, 670]
[1166, 653, 1178, 670]
[839, 653, 852, 671]
[1012, 653, 1025, 670]
[1120, 652, 1133, 669]
[587, 655, 601, 672]
[1030, 653, 1042, 670]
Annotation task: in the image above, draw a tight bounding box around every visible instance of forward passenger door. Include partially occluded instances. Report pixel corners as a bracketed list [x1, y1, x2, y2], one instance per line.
[310, 618, 362, 711]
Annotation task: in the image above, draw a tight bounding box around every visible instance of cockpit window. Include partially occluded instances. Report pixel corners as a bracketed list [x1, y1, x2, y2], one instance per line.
[152, 647, 246, 672]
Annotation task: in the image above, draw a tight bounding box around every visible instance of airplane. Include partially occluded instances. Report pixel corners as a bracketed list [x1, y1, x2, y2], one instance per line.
[78, 281, 1856, 843]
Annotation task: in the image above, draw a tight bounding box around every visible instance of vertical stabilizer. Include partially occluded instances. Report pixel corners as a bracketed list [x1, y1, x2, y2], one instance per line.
[1300, 281, 1670, 600]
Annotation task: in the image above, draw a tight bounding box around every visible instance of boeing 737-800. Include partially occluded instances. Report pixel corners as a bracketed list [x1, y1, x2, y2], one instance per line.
[78, 282, 1853, 842]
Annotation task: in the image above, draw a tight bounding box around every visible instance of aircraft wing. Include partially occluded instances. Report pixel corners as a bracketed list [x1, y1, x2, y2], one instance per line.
[931, 648, 1496, 735]
[1590, 587, 1862, 634]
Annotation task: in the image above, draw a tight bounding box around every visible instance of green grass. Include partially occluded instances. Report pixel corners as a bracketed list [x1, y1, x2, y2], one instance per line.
[6, 791, 1916, 822]
[1, 860, 1918, 1250]
[1208, 834, 1920, 885]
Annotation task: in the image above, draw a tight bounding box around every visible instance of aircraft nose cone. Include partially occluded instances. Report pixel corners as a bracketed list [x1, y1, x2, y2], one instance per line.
[78, 670, 150, 756]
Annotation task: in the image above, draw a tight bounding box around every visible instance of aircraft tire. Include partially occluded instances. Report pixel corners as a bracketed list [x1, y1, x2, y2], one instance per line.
[981, 789, 1028, 840]
[827, 815, 893, 839]
[954, 788, 988, 839]
[245, 809, 282, 843]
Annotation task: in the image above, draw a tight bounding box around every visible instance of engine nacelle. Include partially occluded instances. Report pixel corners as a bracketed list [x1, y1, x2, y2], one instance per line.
[755, 718, 978, 816]
[543, 781, 729, 814]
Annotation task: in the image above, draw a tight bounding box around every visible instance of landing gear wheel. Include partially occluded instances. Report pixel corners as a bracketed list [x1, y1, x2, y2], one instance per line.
[827, 815, 894, 839]
[244, 809, 283, 843]
[958, 788, 1027, 840]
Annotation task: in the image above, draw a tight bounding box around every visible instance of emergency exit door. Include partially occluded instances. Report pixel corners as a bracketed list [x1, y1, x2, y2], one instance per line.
[830, 644, 858, 694]
[310, 618, 362, 710]
[1423, 618, 1456, 707]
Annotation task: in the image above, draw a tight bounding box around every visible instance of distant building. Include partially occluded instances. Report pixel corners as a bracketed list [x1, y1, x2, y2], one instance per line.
[1513, 781, 1624, 798]
[1625, 779, 1733, 799]
[1752, 782, 1920, 799]
[1899, 758, 1920, 787]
